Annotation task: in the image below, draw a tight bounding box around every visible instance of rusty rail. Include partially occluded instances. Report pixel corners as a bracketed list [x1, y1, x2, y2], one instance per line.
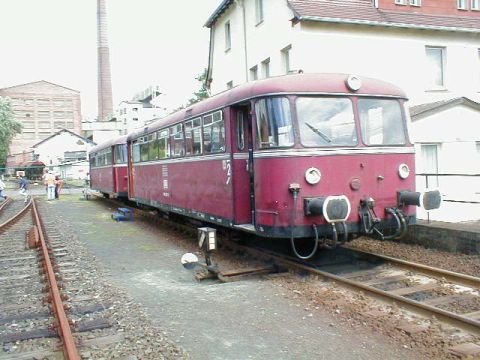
[32, 198, 80, 360]
[223, 240, 480, 336]
[0, 198, 32, 230]
[353, 249, 480, 289]
[0, 197, 12, 211]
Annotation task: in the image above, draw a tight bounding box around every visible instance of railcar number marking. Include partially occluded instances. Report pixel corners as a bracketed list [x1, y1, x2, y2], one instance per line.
[223, 160, 232, 185]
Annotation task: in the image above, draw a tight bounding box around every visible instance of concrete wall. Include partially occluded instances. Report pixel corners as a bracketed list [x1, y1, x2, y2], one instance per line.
[405, 220, 480, 254]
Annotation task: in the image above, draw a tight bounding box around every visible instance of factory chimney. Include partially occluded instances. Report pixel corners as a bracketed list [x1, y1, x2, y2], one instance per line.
[97, 0, 113, 121]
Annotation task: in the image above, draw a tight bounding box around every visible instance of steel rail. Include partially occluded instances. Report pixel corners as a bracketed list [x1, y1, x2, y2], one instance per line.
[223, 240, 480, 336]
[0, 197, 12, 211]
[31, 198, 80, 360]
[94, 194, 480, 334]
[351, 249, 480, 289]
[0, 198, 32, 230]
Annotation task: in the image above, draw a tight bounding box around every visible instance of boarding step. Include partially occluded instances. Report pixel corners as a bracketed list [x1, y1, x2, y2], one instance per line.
[234, 224, 255, 232]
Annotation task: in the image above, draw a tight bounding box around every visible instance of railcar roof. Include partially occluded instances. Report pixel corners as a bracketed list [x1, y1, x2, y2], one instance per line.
[90, 135, 128, 153]
[128, 73, 407, 141]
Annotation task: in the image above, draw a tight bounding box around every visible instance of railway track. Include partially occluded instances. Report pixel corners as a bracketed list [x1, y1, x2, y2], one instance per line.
[222, 240, 480, 336]
[0, 198, 120, 359]
[100, 195, 480, 337]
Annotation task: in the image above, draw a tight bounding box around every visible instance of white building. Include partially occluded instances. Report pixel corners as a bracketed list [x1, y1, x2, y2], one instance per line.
[116, 100, 166, 135]
[411, 97, 480, 222]
[32, 129, 96, 174]
[205, 0, 480, 221]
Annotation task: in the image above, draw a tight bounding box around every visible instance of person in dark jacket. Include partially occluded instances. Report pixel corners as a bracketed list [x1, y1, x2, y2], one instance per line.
[19, 175, 29, 203]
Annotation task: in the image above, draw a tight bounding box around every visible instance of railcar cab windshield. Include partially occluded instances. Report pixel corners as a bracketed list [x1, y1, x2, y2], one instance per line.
[254, 96, 407, 149]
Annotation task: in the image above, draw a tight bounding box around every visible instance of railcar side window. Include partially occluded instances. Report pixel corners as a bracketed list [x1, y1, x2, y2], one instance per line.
[114, 144, 127, 164]
[157, 130, 170, 159]
[170, 124, 185, 157]
[106, 149, 112, 165]
[358, 99, 406, 146]
[237, 112, 245, 150]
[297, 97, 357, 147]
[140, 137, 149, 162]
[185, 117, 203, 156]
[203, 111, 225, 154]
[147, 133, 159, 160]
[132, 141, 140, 163]
[255, 97, 294, 148]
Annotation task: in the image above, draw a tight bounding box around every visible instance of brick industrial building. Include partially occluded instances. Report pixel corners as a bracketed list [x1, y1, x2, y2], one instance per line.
[0, 80, 83, 155]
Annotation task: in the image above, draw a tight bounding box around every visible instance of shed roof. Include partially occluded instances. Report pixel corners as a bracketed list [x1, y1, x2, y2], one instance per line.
[410, 97, 480, 120]
[32, 129, 96, 148]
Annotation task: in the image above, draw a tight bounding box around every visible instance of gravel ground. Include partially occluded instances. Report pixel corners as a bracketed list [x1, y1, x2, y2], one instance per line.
[1, 196, 187, 360]
[345, 237, 480, 277]
[42, 195, 421, 360]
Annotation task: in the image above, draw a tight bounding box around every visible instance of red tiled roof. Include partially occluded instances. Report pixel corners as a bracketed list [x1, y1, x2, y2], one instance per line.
[288, 0, 480, 32]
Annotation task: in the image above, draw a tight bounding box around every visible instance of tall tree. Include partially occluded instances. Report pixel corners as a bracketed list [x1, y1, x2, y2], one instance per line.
[170, 69, 211, 114]
[186, 69, 210, 106]
[0, 97, 22, 167]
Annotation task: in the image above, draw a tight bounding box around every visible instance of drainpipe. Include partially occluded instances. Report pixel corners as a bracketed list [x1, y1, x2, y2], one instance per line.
[236, 0, 249, 83]
[205, 27, 215, 90]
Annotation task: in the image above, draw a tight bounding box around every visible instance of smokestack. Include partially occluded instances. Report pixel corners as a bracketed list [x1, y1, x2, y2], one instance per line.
[97, 0, 113, 121]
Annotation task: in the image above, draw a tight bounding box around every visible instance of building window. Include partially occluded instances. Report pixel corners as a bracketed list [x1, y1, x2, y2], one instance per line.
[410, 0, 421, 5]
[458, 0, 468, 9]
[425, 47, 445, 89]
[473, 0, 480, 9]
[395, 0, 406, 4]
[281, 45, 292, 74]
[54, 111, 65, 119]
[420, 144, 439, 188]
[39, 121, 51, 129]
[255, 0, 264, 24]
[227, 81, 233, 89]
[250, 65, 258, 80]
[38, 111, 51, 118]
[133, 118, 138, 121]
[22, 132, 36, 140]
[37, 99, 50, 107]
[261, 58, 270, 78]
[22, 121, 35, 129]
[38, 132, 51, 140]
[225, 21, 231, 51]
[54, 121, 66, 129]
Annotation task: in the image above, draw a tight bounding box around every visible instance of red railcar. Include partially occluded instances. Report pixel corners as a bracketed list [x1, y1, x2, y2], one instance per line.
[89, 135, 128, 198]
[126, 73, 440, 258]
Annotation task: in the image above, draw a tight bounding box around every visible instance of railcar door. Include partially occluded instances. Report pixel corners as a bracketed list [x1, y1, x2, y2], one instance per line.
[231, 105, 254, 227]
[127, 141, 135, 199]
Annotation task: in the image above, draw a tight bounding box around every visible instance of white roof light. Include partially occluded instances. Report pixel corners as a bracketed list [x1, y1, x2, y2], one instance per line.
[346, 75, 362, 92]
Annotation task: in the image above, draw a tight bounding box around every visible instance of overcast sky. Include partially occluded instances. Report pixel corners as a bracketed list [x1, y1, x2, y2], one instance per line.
[0, 0, 220, 119]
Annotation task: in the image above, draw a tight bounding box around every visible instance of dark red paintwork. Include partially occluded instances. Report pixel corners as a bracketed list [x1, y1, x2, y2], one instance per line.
[89, 135, 128, 197]
[122, 73, 416, 239]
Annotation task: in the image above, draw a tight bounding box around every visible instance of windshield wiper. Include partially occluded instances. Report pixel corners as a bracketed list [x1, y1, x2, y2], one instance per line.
[305, 122, 331, 143]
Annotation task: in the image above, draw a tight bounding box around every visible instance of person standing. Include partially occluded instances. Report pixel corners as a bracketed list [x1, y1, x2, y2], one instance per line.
[19, 175, 29, 203]
[54, 175, 64, 199]
[0, 178, 7, 201]
[44, 171, 56, 200]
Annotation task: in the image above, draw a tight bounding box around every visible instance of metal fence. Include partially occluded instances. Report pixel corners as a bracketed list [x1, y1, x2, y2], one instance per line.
[416, 173, 480, 204]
